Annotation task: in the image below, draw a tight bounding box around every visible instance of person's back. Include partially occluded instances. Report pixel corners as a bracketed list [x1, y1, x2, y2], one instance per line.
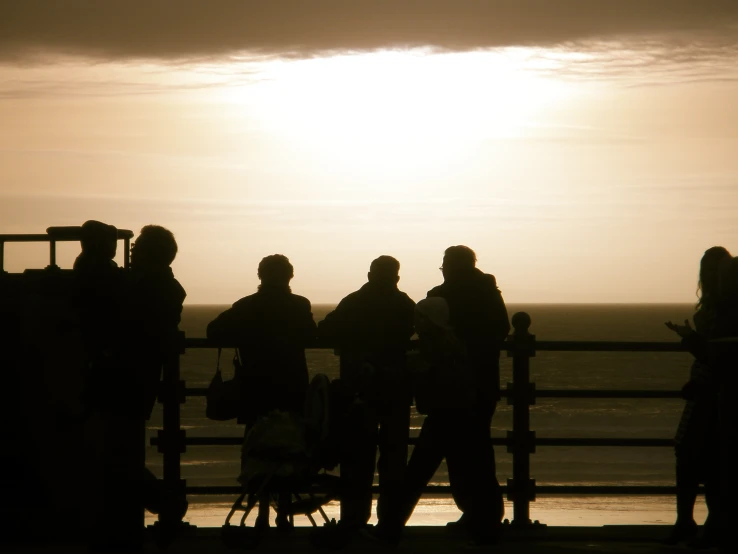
[207, 255, 316, 420]
[319, 256, 415, 390]
[425, 245, 507, 533]
[73, 220, 125, 367]
[207, 254, 316, 531]
[316, 256, 415, 539]
[427, 246, 509, 406]
[125, 225, 186, 420]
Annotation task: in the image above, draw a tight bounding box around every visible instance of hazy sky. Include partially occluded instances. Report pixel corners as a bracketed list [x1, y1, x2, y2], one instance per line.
[2, 1, 738, 304]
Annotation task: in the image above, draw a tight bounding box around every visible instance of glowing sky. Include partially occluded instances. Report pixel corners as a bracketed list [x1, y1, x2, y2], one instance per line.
[2, 1, 738, 303]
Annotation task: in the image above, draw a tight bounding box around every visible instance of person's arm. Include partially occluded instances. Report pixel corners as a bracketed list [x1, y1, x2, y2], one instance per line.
[301, 299, 318, 346]
[491, 288, 510, 343]
[665, 319, 708, 362]
[207, 304, 241, 344]
[481, 276, 510, 346]
[316, 297, 349, 345]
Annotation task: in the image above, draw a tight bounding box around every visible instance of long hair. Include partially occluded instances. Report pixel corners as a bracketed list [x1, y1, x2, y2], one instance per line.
[696, 246, 731, 311]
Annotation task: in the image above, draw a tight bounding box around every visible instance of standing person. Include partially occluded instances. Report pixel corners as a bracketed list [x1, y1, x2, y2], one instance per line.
[664, 246, 730, 546]
[125, 225, 188, 535]
[86, 224, 186, 550]
[72, 221, 133, 550]
[317, 256, 416, 539]
[426, 245, 509, 530]
[378, 298, 498, 546]
[207, 254, 317, 531]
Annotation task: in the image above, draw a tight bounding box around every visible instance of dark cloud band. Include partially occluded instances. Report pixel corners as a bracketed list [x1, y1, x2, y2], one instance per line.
[2, 0, 738, 62]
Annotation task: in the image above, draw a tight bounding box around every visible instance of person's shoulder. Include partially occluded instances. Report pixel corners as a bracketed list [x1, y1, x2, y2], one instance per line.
[395, 289, 416, 307]
[427, 284, 445, 298]
[473, 270, 500, 293]
[342, 288, 364, 302]
[231, 294, 256, 309]
[290, 294, 313, 308]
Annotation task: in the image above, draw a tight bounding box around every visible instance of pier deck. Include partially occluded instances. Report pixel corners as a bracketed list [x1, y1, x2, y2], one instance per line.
[5, 525, 711, 553]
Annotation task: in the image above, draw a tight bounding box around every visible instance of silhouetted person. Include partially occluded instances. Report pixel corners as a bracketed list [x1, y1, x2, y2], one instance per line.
[126, 225, 186, 422]
[72, 221, 136, 549]
[207, 254, 317, 530]
[74, 220, 125, 412]
[426, 245, 508, 529]
[713, 257, 738, 554]
[317, 256, 415, 538]
[125, 225, 187, 534]
[380, 298, 499, 546]
[668, 255, 738, 553]
[664, 246, 730, 546]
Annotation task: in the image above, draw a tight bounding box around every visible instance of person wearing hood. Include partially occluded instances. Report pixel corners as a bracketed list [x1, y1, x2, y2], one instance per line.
[426, 245, 509, 531]
[317, 256, 415, 539]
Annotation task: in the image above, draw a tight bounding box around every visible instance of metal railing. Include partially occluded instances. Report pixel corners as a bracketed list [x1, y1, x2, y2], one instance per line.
[151, 311, 688, 527]
[0, 227, 133, 272]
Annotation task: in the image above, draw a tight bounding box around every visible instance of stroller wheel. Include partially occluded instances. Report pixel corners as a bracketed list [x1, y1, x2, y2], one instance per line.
[222, 524, 264, 550]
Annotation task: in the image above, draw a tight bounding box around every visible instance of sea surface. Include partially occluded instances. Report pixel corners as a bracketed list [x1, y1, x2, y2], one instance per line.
[145, 303, 705, 527]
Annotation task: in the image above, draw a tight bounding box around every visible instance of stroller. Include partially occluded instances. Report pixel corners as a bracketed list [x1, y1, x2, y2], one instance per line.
[222, 373, 341, 548]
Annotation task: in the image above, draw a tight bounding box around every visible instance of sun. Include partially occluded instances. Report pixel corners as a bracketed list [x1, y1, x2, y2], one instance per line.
[214, 49, 574, 195]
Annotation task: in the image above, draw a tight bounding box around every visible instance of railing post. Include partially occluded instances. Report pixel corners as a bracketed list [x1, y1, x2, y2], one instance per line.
[157, 330, 188, 526]
[48, 239, 57, 268]
[506, 311, 537, 526]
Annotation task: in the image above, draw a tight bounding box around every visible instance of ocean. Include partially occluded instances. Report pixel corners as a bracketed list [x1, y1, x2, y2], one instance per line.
[145, 303, 704, 528]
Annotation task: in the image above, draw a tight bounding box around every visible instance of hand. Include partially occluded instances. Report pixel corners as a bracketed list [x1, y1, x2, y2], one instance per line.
[665, 319, 694, 338]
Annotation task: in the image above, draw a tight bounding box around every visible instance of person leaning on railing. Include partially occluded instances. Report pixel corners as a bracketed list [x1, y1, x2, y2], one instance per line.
[316, 255, 416, 542]
[206, 254, 317, 532]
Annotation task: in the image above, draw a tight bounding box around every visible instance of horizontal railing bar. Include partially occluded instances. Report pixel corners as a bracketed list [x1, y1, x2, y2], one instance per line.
[184, 485, 697, 496]
[534, 341, 686, 352]
[535, 390, 682, 399]
[151, 437, 673, 448]
[183, 338, 686, 353]
[0, 234, 53, 242]
[183, 387, 682, 399]
[536, 438, 673, 447]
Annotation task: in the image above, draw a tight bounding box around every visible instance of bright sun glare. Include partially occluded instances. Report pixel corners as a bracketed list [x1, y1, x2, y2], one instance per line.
[218, 50, 574, 173]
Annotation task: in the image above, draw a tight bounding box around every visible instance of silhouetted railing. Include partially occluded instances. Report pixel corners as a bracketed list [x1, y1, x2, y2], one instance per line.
[152, 312, 688, 527]
[0, 227, 133, 271]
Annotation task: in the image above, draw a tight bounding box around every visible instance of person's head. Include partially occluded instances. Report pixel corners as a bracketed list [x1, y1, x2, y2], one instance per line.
[697, 246, 731, 309]
[441, 245, 476, 281]
[80, 220, 117, 260]
[258, 254, 294, 287]
[414, 297, 451, 337]
[368, 255, 400, 287]
[131, 225, 178, 270]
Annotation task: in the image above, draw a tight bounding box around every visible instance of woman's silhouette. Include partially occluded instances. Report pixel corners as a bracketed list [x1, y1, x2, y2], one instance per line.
[665, 245, 731, 546]
[207, 255, 317, 531]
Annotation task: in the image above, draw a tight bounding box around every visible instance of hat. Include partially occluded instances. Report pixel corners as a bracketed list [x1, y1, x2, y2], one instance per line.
[415, 297, 452, 330]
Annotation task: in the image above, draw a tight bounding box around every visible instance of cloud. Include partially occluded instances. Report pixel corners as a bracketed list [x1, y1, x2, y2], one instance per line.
[2, 0, 738, 62]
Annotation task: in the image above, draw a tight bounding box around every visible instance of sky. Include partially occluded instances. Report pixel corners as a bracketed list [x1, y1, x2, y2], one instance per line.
[2, 1, 738, 304]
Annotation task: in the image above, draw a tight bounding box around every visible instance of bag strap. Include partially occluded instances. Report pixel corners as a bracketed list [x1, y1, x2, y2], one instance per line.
[216, 348, 222, 374]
